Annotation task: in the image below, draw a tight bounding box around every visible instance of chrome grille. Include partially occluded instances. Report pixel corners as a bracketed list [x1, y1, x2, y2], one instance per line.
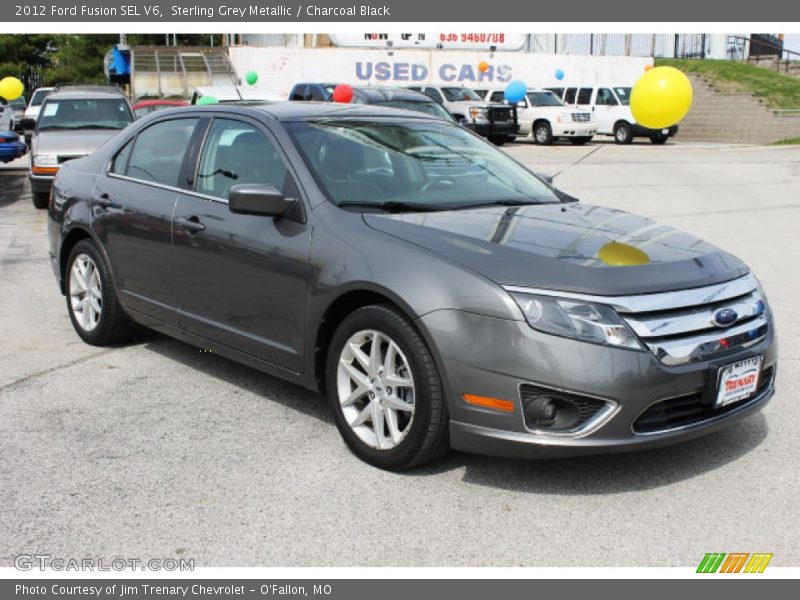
[571, 112, 591, 123]
[617, 275, 768, 366]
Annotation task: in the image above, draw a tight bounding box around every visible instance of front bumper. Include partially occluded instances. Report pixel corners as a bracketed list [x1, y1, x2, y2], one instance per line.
[551, 121, 597, 137]
[419, 309, 776, 459]
[466, 120, 519, 137]
[29, 171, 55, 194]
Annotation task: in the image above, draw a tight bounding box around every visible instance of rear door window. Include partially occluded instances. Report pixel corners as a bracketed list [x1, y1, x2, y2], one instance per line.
[576, 88, 593, 105]
[125, 118, 199, 187]
[564, 87, 578, 104]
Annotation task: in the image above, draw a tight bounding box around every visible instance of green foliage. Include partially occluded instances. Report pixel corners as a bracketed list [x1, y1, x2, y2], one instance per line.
[656, 58, 800, 110]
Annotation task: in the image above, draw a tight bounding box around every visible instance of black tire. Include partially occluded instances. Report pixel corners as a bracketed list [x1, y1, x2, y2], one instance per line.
[32, 192, 49, 209]
[325, 304, 449, 470]
[65, 239, 137, 346]
[533, 121, 554, 145]
[614, 122, 633, 145]
[487, 135, 506, 146]
[570, 136, 593, 145]
[650, 133, 668, 145]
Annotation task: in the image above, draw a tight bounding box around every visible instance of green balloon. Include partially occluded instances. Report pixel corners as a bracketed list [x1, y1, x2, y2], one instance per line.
[196, 96, 219, 105]
[245, 71, 258, 86]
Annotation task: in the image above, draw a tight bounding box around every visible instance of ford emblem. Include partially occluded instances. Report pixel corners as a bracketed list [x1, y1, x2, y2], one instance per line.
[712, 308, 738, 327]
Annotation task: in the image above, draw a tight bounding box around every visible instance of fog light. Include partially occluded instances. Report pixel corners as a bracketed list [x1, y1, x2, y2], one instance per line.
[520, 384, 611, 433]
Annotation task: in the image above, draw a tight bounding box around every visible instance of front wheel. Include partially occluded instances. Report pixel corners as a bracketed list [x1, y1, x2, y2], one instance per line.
[533, 122, 554, 145]
[487, 134, 506, 146]
[325, 304, 449, 470]
[32, 191, 49, 209]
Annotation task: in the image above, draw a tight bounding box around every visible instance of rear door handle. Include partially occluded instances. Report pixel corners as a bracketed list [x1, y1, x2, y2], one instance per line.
[175, 217, 206, 233]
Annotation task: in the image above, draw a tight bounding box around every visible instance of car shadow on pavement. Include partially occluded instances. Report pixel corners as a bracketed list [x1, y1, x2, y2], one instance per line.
[139, 331, 768, 493]
[417, 415, 769, 493]
[141, 332, 332, 424]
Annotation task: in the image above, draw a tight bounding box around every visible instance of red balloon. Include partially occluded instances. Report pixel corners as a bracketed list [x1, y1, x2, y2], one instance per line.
[332, 84, 354, 103]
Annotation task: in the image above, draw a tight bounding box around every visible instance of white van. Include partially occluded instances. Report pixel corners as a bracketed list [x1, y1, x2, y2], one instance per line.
[545, 85, 678, 144]
[482, 88, 595, 145]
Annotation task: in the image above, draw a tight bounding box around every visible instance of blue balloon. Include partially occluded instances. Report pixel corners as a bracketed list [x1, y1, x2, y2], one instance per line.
[555, 68, 565, 81]
[504, 80, 527, 104]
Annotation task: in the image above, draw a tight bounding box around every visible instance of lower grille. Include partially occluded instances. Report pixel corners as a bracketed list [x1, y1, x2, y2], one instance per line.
[633, 366, 774, 434]
[571, 112, 591, 122]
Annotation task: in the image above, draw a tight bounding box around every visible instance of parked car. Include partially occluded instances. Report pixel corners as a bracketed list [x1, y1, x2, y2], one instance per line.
[481, 88, 596, 145]
[20, 86, 54, 142]
[289, 82, 338, 101]
[291, 84, 456, 123]
[132, 99, 188, 119]
[30, 86, 134, 208]
[545, 85, 678, 144]
[407, 85, 518, 144]
[0, 130, 27, 163]
[48, 103, 776, 470]
[190, 85, 284, 104]
[7, 97, 27, 132]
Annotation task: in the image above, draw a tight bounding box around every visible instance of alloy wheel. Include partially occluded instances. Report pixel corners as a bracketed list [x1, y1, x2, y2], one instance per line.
[69, 253, 103, 332]
[336, 329, 416, 450]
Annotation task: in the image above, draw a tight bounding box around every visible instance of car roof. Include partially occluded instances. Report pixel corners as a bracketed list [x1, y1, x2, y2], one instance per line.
[194, 85, 284, 102]
[133, 99, 188, 108]
[351, 87, 437, 103]
[45, 90, 127, 101]
[183, 101, 443, 122]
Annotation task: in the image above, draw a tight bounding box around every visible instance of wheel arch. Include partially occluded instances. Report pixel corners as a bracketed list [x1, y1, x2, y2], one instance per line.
[311, 285, 445, 397]
[58, 227, 94, 294]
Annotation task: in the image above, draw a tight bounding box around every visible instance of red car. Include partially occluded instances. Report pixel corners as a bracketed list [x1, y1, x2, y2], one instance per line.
[132, 99, 188, 119]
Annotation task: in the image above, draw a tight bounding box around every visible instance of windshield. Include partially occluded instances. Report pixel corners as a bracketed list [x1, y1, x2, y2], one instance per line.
[373, 100, 455, 122]
[613, 87, 632, 106]
[527, 91, 564, 107]
[37, 98, 134, 130]
[441, 87, 482, 102]
[286, 119, 559, 209]
[29, 89, 50, 107]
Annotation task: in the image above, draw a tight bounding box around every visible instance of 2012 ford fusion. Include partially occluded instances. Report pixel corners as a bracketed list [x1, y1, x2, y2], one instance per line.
[47, 102, 776, 470]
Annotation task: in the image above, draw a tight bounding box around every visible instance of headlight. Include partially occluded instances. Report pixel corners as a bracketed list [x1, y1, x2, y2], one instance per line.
[509, 292, 642, 350]
[33, 154, 58, 167]
[469, 106, 487, 119]
[556, 113, 570, 124]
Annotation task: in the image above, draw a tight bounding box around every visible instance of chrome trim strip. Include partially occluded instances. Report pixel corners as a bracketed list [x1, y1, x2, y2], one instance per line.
[516, 380, 620, 438]
[623, 290, 764, 338]
[644, 313, 768, 366]
[503, 274, 757, 314]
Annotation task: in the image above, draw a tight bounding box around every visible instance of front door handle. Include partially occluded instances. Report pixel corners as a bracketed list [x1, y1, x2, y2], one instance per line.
[93, 193, 113, 208]
[175, 216, 206, 233]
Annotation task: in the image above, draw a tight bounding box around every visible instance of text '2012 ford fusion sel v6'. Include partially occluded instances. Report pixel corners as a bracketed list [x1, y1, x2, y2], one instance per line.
[47, 103, 776, 470]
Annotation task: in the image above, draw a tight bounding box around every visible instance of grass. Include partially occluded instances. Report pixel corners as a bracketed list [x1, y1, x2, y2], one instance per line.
[771, 137, 800, 145]
[655, 58, 800, 110]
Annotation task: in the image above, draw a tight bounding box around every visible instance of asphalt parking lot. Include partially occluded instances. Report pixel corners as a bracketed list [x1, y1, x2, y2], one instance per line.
[1, 139, 798, 567]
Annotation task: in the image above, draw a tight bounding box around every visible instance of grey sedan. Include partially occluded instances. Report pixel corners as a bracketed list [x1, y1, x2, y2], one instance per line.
[47, 103, 776, 470]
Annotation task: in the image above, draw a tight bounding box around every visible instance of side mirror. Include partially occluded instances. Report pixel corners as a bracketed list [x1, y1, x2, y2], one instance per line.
[228, 184, 295, 218]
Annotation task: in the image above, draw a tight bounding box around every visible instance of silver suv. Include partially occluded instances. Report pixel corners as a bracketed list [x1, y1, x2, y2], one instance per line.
[29, 85, 134, 209]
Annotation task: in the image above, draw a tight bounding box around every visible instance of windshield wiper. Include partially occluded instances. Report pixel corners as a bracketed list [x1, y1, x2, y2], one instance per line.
[443, 199, 554, 210]
[336, 200, 447, 213]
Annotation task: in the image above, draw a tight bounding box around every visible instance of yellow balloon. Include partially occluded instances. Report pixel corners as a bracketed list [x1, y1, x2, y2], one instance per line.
[630, 66, 693, 129]
[0, 77, 25, 101]
[598, 241, 650, 267]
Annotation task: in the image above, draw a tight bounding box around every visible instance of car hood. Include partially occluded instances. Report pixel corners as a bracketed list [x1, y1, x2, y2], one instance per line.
[363, 203, 749, 295]
[33, 129, 121, 157]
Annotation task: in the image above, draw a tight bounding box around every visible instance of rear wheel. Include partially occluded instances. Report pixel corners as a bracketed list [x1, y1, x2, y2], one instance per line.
[533, 122, 554, 145]
[614, 122, 633, 145]
[325, 304, 449, 470]
[32, 192, 48, 209]
[65, 239, 137, 346]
